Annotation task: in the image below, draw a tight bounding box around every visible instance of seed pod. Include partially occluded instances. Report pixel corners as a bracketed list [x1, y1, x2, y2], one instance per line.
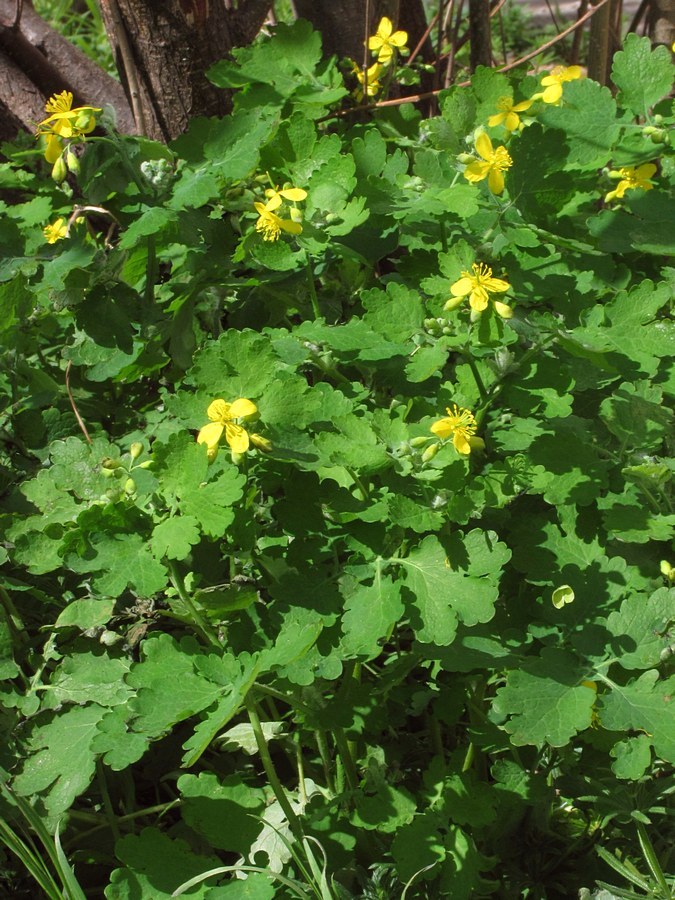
[129, 442, 143, 460]
[124, 477, 136, 494]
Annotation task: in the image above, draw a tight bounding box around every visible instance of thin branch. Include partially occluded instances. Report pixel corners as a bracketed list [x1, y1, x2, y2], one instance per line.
[104, 0, 147, 135]
[65, 361, 92, 445]
[408, 10, 439, 66]
[12, 0, 22, 28]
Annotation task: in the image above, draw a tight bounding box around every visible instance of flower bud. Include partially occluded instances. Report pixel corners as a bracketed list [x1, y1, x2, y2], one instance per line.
[101, 467, 115, 479]
[101, 457, 122, 469]
[231, 451, 245, 465]
[660, 560, 674, 582]
[51, 156, 67, 183]
[422, 442, 440, 462]
[65, 149, 80, 175]
[124, 477, 136, 494]
[137, 459, 153, 469]
[410, 436, 430, 448]
[250, 433, 272, 452]
[129, 442, 143, 460]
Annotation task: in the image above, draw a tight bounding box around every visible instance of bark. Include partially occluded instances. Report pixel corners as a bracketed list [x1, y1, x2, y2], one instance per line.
[97, 0, 273, 142]
[587, 0, 611, 84]
[647, 0, 675, 45]
[468, 0, 492, 71]
[0, 0, 134, 136]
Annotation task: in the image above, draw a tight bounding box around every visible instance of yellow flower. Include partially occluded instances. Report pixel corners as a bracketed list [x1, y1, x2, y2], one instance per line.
[463, 132, 512, 195]
[264, 185, 308, 205]
[604, 163, 657, 203]
[660, 560, 675, 583]
[488, 96, 533, 132]
[36, 91, 101, 163]
[43, 217, 69, 244]
[536, 65, 583, 104]
[368, 17, 408, 65]
[445, 262, 513, 319]
[430, 405, 485, 455]
[197, 398, 259, 460]
[254, 192, 303, 242]
[351, 61, 384, 100]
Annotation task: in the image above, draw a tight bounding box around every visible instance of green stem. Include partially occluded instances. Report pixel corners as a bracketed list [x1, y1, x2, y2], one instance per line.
[96, 760, 121, 843]
[245, 694, 304, 840]
[168, 561, 220, 648]
[316, 729, 336, 795]
[306, 258, 321, 320]
[333, 727, 359, 793]
[440, 219, 448, 254]
[346, 468, 369, 500]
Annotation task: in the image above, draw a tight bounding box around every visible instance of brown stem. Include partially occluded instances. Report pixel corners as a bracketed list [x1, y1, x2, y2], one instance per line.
[65, 361, 92, 445]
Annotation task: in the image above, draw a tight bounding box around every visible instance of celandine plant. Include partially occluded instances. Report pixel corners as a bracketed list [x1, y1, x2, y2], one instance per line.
[0, 21, 673, 899]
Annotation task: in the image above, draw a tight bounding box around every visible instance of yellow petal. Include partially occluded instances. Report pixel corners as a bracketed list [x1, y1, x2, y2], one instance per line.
[225, 423, 250, 453]
[279, 219, 303, 235]
[469, 287, 489, 311]
[484, 276, 510, 293]
[475, 132, 494, 161]
[44, 133, 63, 164]
[430, 418, 452, 439]
[207, 399, 230, 422]
[368, 35, 384, 50]
[264, 194, 283, 212]
[279, 188, 307, 202]
[504, 111, 520, 132]
[513, 99, 533, 112]
[254, 201, 269, 215]
[636, 163, 657, 180]
[229, 398, 258, 420]
[390, 30, 408, 48]
[450, 276, 473, 298]
[197, 422, 224, 449]
[464, 161, 490, 184]
[376, 17, 393, 39]
[487, 168, 505, 195]
[541, 83, 563, 104]
[488, 112, 505, 127]
[453, 432, 471, 454]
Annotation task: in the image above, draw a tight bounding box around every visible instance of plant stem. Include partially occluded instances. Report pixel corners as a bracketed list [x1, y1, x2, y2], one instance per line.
[306, 258, 321, 320]
[463, 351, 488, 402]
[333, 727, 359, 792]
[245, 693, 304, 840]
[168, 561, 220, 647]
[96, 760, 121, 843]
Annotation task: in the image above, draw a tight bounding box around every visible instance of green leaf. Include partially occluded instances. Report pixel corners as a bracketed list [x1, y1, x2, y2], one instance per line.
[12, 705, 106, 826]
[44, 652, 131, 709]
[606, 588, 675, 671]
[387, 495, 443, 533]
[151, 516, 201, 560]
[492, 649, 596, 747]
[610, 734, 652, 780]
[341, 569, 404, 659]
[611, 34, 674, 117]
[68, 533, 169, 597]
[391, 814, 446, 882]
[178, 773, 265, 854]
[351, 783, 416, 833]
[105, 828, 221, 899]
[539, 79, 620, 169]
[599, 671, 675, 764]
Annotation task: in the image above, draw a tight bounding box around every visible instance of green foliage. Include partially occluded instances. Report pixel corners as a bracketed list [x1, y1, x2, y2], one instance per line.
[0, 23, 674, 899]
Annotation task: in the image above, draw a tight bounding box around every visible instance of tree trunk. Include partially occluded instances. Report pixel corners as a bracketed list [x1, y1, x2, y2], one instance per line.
[97, 0, 273, 141]
[468, 0, 492, 71]
[0, 0, 134, 138]
[647, 0, 675, 46]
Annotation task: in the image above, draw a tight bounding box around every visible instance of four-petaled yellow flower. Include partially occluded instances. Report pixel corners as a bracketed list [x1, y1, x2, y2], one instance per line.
[488, 96, 533, 132]
[463, 132, 512, 195]
[254, 193, 303, 242]
[43, 217, 69, 244]
[445, 263, 513, 319]
[430, 405, 485, 455]
[536, 65, 583, 104]
[352, 61, 384, 100]
[604, 163, 657, 204]
[264, 185, 308, 206]
[197, 398, 259, 460]
[36, 91, 101, 163]
[368, 17, 408, 65]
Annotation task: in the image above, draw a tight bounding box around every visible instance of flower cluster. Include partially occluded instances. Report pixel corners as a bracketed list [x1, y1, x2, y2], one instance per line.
[604, 163, 657, 204]
[349, 17, 408, 102]
[197, 398, 271, 462]
[254, 185, 307, 242]
[35, 91, 101, 182]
